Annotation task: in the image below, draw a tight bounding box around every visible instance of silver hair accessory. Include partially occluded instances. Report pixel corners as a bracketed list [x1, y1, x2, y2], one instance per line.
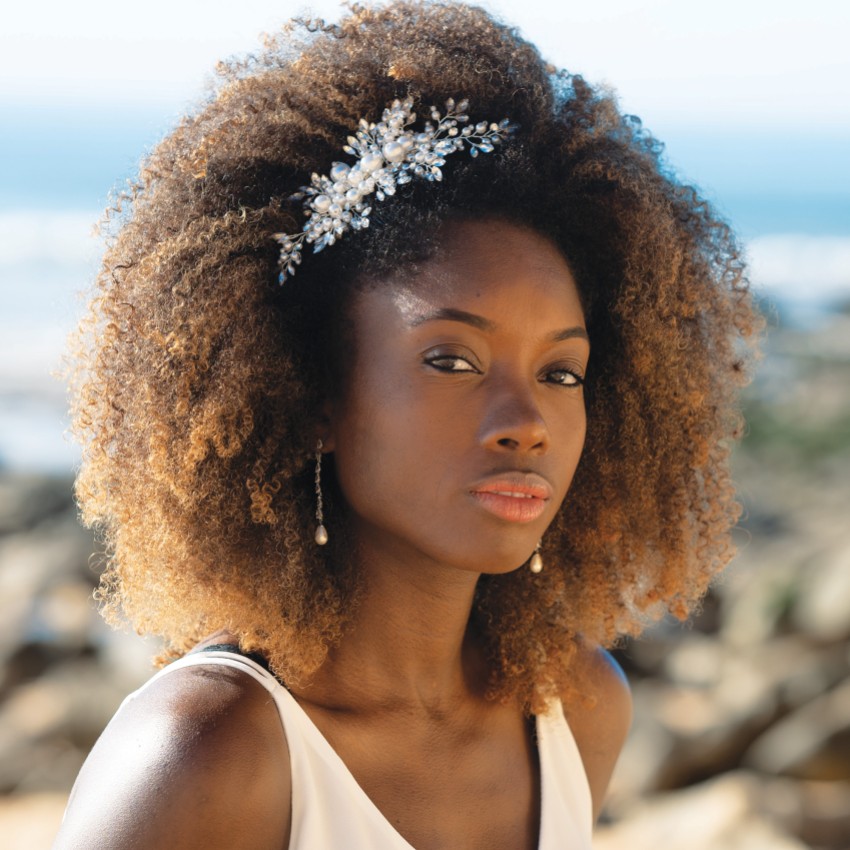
[274, 96, 514, 283]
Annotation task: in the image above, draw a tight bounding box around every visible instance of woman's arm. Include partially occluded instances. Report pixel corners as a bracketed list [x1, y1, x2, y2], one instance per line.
[561, 643, 633, 823]
[53, 663, 291, 850]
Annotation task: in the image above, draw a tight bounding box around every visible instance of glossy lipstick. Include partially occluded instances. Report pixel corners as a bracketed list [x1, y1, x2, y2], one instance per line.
[468, 474, 552, 523]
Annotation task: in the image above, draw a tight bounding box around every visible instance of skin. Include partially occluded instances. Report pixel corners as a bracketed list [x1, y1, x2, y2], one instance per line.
[54, 219, 632, 850]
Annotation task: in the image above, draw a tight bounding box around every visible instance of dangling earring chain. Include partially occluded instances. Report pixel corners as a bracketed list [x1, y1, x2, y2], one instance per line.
[529, 540, 543, 574]
[314, 439, 328, 546]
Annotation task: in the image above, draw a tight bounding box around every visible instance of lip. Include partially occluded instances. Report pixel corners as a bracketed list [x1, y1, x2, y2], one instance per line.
[468, 472, 553, 523]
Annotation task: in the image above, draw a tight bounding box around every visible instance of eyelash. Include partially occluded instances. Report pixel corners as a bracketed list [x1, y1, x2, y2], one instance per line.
[425, 355, 585, 387]
[426, 355, 478, 373]
[545, 368, 585, 388]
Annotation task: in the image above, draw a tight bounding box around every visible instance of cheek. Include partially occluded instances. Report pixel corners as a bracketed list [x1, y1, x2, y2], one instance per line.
[548, 397, 587, 495]
[568, 416, 587, 479]
[330, 375, 438, 518]
[568, 399, 587, 451]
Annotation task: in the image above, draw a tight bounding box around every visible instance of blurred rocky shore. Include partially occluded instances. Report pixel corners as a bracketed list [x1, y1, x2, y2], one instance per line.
[597, 304, 850, 849]
[0, 470, 161, 847]
[1, 304, 849, 849]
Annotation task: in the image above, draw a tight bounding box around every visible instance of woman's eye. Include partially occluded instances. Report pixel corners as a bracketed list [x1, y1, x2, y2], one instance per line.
[425, 355, 479, 373]
[545, 368, 584, 387]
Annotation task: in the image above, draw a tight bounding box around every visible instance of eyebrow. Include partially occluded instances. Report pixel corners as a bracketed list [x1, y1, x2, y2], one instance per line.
[410, 307, 589, 343]
[410, 307, 496, 332]
[549, 326, 589, 343]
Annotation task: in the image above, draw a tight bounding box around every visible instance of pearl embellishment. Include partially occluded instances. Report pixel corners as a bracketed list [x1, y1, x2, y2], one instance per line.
[529, 544, 543, 574]
[273, 96, 513, 283]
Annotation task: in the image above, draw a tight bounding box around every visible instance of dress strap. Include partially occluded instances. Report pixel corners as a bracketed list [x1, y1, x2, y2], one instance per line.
[536, 698, 594, 846]
[123, 648, 281, 702]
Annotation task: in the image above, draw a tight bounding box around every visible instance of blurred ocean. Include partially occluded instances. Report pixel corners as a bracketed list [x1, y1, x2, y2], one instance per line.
[1, 105, 849, 473]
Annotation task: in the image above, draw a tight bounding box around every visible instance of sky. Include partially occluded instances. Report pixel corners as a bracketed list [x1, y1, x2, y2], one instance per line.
[1, 0, 848, 471]
[2, 0, 848, 128]
[1, 0, 849, 281]
[2, 0, 849, 308]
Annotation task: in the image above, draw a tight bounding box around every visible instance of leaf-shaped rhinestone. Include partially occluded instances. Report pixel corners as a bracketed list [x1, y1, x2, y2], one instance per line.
[273, 96, 515, 282]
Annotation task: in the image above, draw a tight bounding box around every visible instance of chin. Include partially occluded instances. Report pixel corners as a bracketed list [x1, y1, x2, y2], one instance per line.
[452, 544, 536, 576]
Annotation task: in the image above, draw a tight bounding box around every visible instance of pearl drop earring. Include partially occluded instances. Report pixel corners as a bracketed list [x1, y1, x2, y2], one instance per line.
[529, 540, 543, 574]
[314, 439, 328, 546]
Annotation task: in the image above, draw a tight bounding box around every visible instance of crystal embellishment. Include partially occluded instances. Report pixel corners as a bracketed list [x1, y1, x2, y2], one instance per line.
[273, 96, 514, 282]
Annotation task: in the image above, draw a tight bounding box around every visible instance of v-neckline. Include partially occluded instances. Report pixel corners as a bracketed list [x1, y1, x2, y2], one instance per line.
[277, 684, 548, 850]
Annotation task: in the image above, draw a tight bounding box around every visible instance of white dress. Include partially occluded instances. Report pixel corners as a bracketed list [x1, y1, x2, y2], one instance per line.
[121, 650, 594, 849]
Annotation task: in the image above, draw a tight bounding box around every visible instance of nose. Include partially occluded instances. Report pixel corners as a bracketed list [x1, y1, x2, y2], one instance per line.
[477, 375, 549, 455]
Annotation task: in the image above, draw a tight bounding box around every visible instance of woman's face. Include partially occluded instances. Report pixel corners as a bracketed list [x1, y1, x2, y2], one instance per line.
[326, 218, 588, 575]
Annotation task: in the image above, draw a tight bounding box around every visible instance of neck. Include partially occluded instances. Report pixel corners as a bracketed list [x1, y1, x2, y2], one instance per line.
[299, 532, 485, 715]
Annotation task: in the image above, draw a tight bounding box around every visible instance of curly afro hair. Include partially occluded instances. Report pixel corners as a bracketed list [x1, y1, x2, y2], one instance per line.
[68, 0, 761, 711]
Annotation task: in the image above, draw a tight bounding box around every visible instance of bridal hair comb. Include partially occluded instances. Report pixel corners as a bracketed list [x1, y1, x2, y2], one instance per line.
[273, 96, 514, 283]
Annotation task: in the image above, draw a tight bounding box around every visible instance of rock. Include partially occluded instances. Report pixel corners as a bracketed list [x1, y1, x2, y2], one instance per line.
[0, 317, 848, 846]
[0, 473, 74, 535]
[602, 769, 850, 850]
[0, 511, 97, 675]
[756, 776, 850, 849]
[743, 637, 850, 712]
[603, 681, 678, 807]
[0, 658, 129, 793]
[596, 771, 809, 850]
[0, 739, 86, 797]
[0, 792, 68, 850]
[663, 633, 724, 687]
[719, 550, 811, 647]
[95, 626, 163, 693]
[792, 540, 850, 642]
[35, 579, 94, 645]
[795, 779, 850, 849]
[628, 675, 775, 792]
[610, 642, 777, 797]
[743, 676, 850, 780]
[608, 633, 850, 804]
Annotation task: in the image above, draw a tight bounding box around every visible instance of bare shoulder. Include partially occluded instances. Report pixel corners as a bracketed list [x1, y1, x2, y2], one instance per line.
[53, 657, 290, 850]
[560, 641, 632, 822]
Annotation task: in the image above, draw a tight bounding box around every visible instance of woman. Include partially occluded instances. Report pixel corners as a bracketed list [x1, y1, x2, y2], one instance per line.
[55, 2, 760, 848]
